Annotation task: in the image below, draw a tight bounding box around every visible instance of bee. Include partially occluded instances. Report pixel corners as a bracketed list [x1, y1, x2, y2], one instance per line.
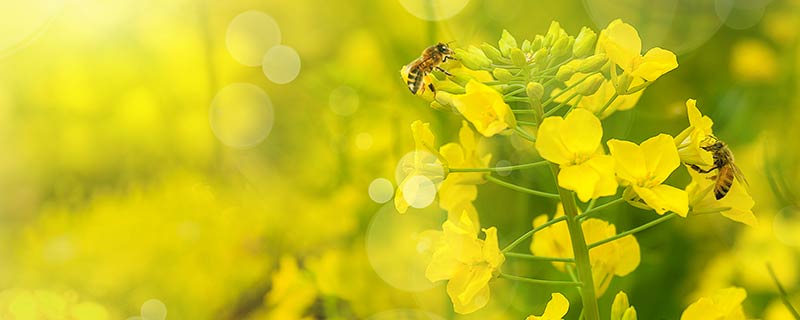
[403, 42, 456, 95]
[688, 135, 749, 200]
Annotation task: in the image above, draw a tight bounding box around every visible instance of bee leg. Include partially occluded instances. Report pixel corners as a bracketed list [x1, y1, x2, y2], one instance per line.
[428, 83, 436, 95]
[689, 164, 717, 174]
[435, 66, 452, 76]
[443, 55, 457, 62]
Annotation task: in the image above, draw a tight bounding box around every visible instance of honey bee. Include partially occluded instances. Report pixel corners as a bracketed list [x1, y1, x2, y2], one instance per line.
[688, 136, 749, 200]
[403, 42, 455, 95]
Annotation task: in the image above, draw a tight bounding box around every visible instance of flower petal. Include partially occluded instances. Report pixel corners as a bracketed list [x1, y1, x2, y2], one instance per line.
[447, 266, 493, 314]
[481, 227, 504, 268]
[632, 47, 678, 81]
[607, 139, 647, 183]
[602, 19, 642, 72]
[640, 134, 680, 184]
[541, 292, 570, 318]
[559, 109, 603, 156]
[425, 247, 461, 282]
[536, 116, 572, 165]
[559, 163, 601, 202]
[633, 184, 689, 216]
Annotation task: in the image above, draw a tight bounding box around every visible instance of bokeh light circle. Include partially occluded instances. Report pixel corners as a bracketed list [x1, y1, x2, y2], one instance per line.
[402, 175, 437, 209]
[209, 83, 274, 149]
[399, 0, 470, 21]
[367, 309, 445, 320]
[0, 1, 64, 57]
[329, 86, 360, 116]
[774, 206, 800, 247]
[369, 178, 394, 204]
[262, 45, 301, 84]
[723, 3, 766, 30]
[395, 151, 445, 184]
[583, 0, 732, 55]
[366, 204, 444, 292]
[494, 160, 512, 177]
[140, 299, 167, 320]
[356, 132, 374, 150]
[226, 11, 281, 67]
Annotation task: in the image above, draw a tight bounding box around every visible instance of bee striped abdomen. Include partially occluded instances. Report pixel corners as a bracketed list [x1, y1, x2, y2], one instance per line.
[714, 165, 735, 200]
[407, 66, 423, 94]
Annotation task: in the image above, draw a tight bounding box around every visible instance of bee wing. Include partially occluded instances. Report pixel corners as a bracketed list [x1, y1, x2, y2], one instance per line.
[731, 163, 751, 193]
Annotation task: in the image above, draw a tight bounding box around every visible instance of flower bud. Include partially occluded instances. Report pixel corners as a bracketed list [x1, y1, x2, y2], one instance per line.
[615, 72, 633, 94]
[521, 39, 532, 52]
[578, 74, 605, 96]
[556, 64, 577, 82]
[455, 46, 492, 70]
[621, 308, 637, 320]
[510, 48, 527, 66]
[544, 21, 563, 47]
[532, 47, 549, 66]
[531, 35, 544, 52]
[573, 27, 597, 57]
[492, 68, 513, 82]
[480, 43, 503, 62]
[526, 82, 544, 101]
[611, 291, 630, 320]
[577, 54, 607, 73]
[498, 29, 518, 57]
[550, 36, 572, 58]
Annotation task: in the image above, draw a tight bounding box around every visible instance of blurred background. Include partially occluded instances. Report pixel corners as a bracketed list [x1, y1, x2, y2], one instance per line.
[0, 0, 799, 319]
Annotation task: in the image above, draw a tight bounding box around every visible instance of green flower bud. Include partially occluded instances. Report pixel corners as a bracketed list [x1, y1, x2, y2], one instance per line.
[621, 308, 637, 320]
[532, 47, 549, 66]
[611, 292, 630, 320]
[578, 74, 604, 95]
[577, 54, 608, 73]
[521, 39, 532, 52]
[573, 26, 597, 57]
[492, 68, 513, 82]
[531, 35, 544, 52]
[615, 72, 633, 94]
[526, 82, 545, 101]
[455, 46, 492, 70]
[510, 48, 527, 66]
[498, 29, 518, 57]
[550, 36, 573, 59]
[480, 42, 503, 62]
[544, 21, 565, 47]
[556, 64, 576, 82]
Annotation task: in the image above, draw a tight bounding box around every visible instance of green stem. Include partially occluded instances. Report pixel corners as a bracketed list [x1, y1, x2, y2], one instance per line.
[498, 272, 582, 286]
[596, 92, 619, 116]
[767, 263, 800, 319]
[585, 198, 598, 212]
[502, 215, 567, 253]
[577, 198, 626, 220]
[449, 160, 548, 173]
[588, 213, 677, 249]
[542, 73, 591, 106]
[543, 92, 580, 117]
[550, 164, 600, 320]
[517, 120, 538, 127]
[504, 87, 527, 98]
[506, 97, 532, 103]
[505, 252, 575, 262]
[513, 109, 536, 114]
[514, 126, 536, 142]
[486, 175, 560, 199]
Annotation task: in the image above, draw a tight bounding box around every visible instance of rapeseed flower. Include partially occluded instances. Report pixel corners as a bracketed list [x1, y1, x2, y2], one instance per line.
[526, 293, 569, 320]
[681, 287, 747, 320]
[597, 19, 678, 84]
[452, 80, 516, 137]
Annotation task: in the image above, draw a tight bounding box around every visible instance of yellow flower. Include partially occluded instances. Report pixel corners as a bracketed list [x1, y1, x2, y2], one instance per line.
[611, 291, 638, 320]
[555, 73, 643, 119]
[597, 19, 678, 82]
[526, 292, 569, 320]
[681, 287, 747, 320]
[264, 256, 318, 320]
[395, 121, 444, 214]
[536, 109, 617, 202]
[673, 99, 715, 166]
[530, 204, 640, 297]
[608, 134, 689, 216]
[452, 80, 516, 137]
[685, 165, 756, 226]
[425, 212, 504, 314]
[438, 121, 492, 213]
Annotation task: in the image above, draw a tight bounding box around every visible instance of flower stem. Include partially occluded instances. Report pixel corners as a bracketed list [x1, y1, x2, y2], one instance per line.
[498, 272, 582, 286]
[501, 215, 567, 253]
[577, 197, 626, 220]
[542, 73, 591, 106]
[486, 175, 560, 199]
[550, 164, 600, 320]
[588, 213, 677, 249]
[514, 126, 537, 142]
[596, 92, 619, 115]
[543, 92, 580, 117]
[505, 252, 575, 262]
[767, 263, 800, 319]
[449, 160, 548, 173]
[517, 120, 538, 127]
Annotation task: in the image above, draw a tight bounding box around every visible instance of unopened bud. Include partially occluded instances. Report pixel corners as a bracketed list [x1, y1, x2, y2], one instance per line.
[556, 65, 577, 82]
[615, 72, 633, 94]
[621, 308, 637, 320]
[455, 46, 492, 70]
[611, 292, 630, 320]
[577, 54, 607, 73]
[578, 74, 605, 96]
[510, 48, 527, 66]
[498, 29, 518, 57]
[526, 82, 544, 101]
[531, 35, 544, 52]
[480, 43, 503, 62]
[550, 36, 572, 58]
[573, 27, 597, 57]
[521, 39, 532, 52]
[532, 47, 549, 66]
[492, 68, 513, 82]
